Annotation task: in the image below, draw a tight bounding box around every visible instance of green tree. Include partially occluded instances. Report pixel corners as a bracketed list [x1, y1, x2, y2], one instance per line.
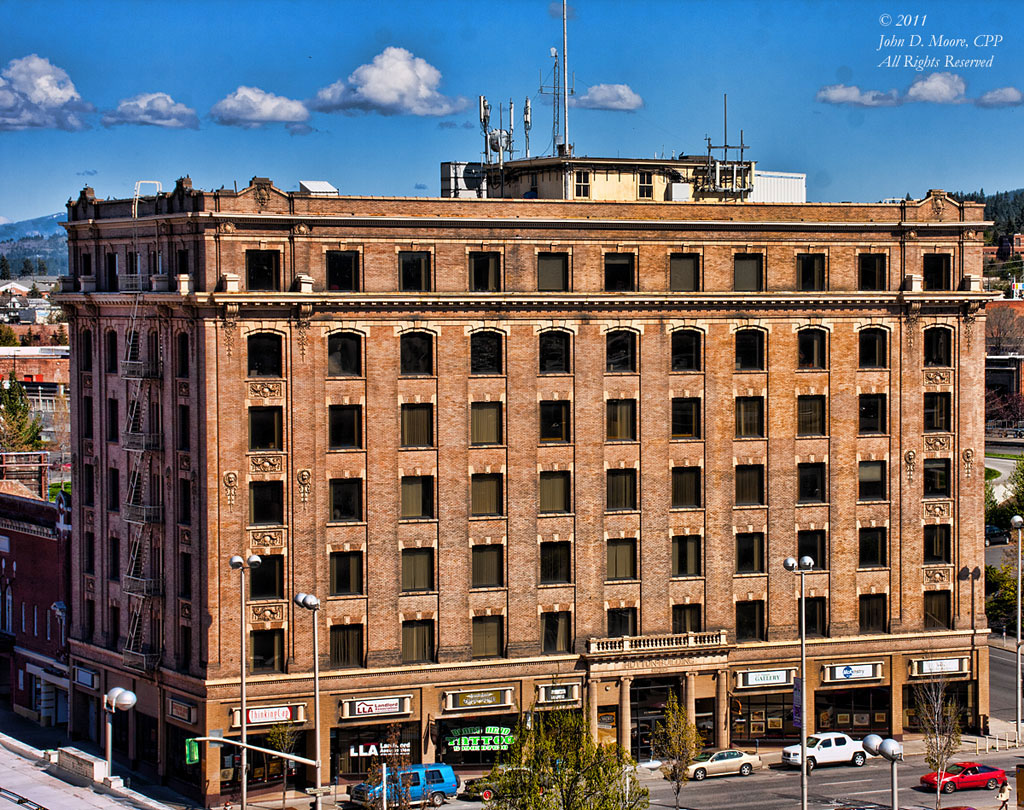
[28, 283, 40, 297]
[1005, 455, 1024, 518]
[265, 721, 301, 810]
[0, 324, 17, 347]
[651, 692, 703, 810]
[50, 324, 68, 346]
[914, 679, 962, 810]
[35, 258, 47, 275]
[19, 258, 32, 277]
[0, 255, 10, 280]
[986, 560, 1016, 631]
[0, 372, 44, 451]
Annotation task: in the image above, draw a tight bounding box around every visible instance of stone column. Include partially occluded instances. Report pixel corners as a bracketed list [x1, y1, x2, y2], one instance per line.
[685, 672, 696, 721]
[618, 676, 633, 752]
[716, 669, 729, 747]
[588, 679, 600, 742]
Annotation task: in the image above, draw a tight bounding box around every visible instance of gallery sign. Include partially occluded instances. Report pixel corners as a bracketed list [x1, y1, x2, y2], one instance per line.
[340, 695, 413, 719]
[823, 662, 882, 683]
[911, 657, 969, 677]
[736, 668, 794, 689]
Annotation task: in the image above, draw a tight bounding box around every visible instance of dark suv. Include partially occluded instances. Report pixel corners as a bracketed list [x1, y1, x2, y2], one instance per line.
[986, 525, 1011, 546]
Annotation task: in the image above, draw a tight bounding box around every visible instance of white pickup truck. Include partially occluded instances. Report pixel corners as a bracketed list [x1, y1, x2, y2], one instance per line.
[781, 732, 869, 771]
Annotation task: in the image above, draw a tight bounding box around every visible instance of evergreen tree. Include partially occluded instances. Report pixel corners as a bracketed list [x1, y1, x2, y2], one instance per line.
[0, 324, 16, 347]
[0, 255, 10, 280]
[36, 258, 47, 275]
[28, 283, 40, 298]
[50, 324, 68, 346]
[0, 372, 44, 451]
[19, 258, 33, 277]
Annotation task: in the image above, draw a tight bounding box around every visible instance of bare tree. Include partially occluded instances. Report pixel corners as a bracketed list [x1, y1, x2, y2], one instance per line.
[651, 691, 703, 810]
[368, 724, 412, 810]
[914, 679, 962, 810]
[987, 306, 1024, 355]
[265, 721, 301, 809]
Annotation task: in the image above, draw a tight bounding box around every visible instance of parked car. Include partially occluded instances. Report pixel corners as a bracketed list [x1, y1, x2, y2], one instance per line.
[781, 732, 868, 771]
[462, 766, 545, 801]
[350, 764, 461, 807]
[685, 749, 761, 780]
[920, 762, 1006, 793]
[986, 525, 1011, 546]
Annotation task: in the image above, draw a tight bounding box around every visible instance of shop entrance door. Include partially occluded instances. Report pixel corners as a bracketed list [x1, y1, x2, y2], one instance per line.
[630, 678, 681, 762]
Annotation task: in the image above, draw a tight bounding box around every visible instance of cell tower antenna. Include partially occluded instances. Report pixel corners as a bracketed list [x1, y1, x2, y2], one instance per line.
[524, 97, 532, 158]
[540, 48, 560, 155]
[479, 95, 491, 163]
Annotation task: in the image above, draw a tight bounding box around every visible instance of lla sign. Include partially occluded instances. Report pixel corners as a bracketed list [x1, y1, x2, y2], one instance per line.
[444, 725, 514, 753]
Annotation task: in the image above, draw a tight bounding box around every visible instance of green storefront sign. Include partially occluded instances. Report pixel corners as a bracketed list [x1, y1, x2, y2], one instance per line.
[444, 725, 514, 752]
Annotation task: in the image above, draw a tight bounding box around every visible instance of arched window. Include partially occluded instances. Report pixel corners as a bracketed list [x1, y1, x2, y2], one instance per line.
[735, 330, 765, 371]
[400, 332, 433, 376]
[797, 328, 827, 370]
[670, 330, 701, 372]
[470, 332, 503, 375]
[327, 332, 362, 377]
[539, 331, 571, 374]
[606, 330, 637, 373]
[858, 328, 887, 369]
[247, 333, 283, 377]
[923, 327, 953, 367]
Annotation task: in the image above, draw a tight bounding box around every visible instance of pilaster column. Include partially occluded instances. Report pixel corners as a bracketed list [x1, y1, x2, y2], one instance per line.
[618, 676, 633, 752]
[716, 669, 729, 747]
[685, 672, 697, 720]
[588, 679, 600, 742]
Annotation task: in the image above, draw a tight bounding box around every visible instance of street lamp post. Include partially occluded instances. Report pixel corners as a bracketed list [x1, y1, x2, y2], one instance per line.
[862, 734, 903, 810]
[103, 686, 137, 784]
[1013, 515, 1023, 744]
[294, 593, 323, 810]
[784, 554, 815, 810]
[229, 554, 261, 810]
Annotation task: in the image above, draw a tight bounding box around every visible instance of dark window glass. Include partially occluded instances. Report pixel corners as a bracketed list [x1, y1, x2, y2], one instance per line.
[607, 607, 637, 638]
[539, 471, 571, 513]
[858, 254, 886, 291]
[105, 253, 118, 292]
[923, 459, 951, 498]
[859, 528, 887, 568]
[924, 524, 951, 564]
[401, 620, 434, 663]
[606, 330, 637, 373]
[671, 330, 701, 371]
[330, 624, 364, 668]
[858, 329, 887, 368]
[574, 171, 590, 198]
[471, 474, 503, 516]
[805, 597, 827, 637]
[108, 535, 120, 581]
[400, 404, 433, 447]
[470, 402, 502, 445]
[606, 399, 636, 441]
[470, 252, 501, 292]
[539, 330, 571, 373]
[399, 332, 433, 375]
[735, 465, 764, 506]
[735, 601, 765, 641]
[736, 533, 765, 574]
[542, 612, 571, 653]
[734, 254, 763, 291]
[108, 606, 119, 649]
[471, 545, 503, 588]
[249, 407, 282, 451]
[798, 329, 827, 370]
[326, 251, 359, 291]
[327, 333, 362, 376]
[329, 405, 362, 449]
[250, 555, 283, 600]
[606, 538, 637, 580]
[670, 253, 699, 292]
[472, 616, 503, 659]
[401, 548, 434, 591]
[82, 464, 95, 506]
[672, 604, 701, 634]
[798, 464, 826, 503]
[400, 476, 434, 519]
[470, 332, 503, 374]
[83, 531, 95, 574]
[859, 394, 887, 434]
[178, 478, 192, 525]
[604, 253, 635, 291]
[539, 401, 571, 442]
[176, 249, 188, 276]
[330, 551, 363, 595]
[107, 468, 120, 512]
[105, 330, 118, 373]
[606, 469, 637, 511]
[175, 332, 188, 378]
[540, 541, 571, 584]
[922, 254, 952, 291]
[177, 403, 190, 452]
[537, 252, 569, 291]
[924, 591, 951, 630]
[671, 467, 701, 508]
[858, 461, 886, 501]
[251, 629, 284, 672]
[735, 397, 764, 438]
[329, 479, 362, 522]
[399, 251, 431, 291]
[638, 171, 654, 199]
[249, 481, 283, 525]
[106, 398, 118, 442]
[672, 535, 701, 577]
[924, 327, 952, 367]
[671, 398, 700, 439]
[247, 334, 283, 377]
[924, 393, 951, 432]
[797, 254, 825, 291]
[798, 530, 827, 569]
[246, 250, 280, 291]
[735, 330, 765, 371]
[81, 396, 93, 439]
[80, 330, 93, 372]
[797, 396, 826, 436]
[860, 594, 886, 632]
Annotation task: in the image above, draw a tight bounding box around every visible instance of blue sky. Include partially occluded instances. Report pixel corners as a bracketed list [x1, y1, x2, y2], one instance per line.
[2, 0, 1023, 221]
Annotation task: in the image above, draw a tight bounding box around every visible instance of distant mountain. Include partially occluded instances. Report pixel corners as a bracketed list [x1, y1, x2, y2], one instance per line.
[0, 213, 68, 276]
[0, 212, 65, 242]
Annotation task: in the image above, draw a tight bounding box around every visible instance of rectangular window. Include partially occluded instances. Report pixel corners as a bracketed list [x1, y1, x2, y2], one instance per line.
[107, 468, 120, 512]
[924, 393, 951, 432]
[108, 535, 120, 581]
[797, 463, 826, 503]
[401, 548, 434, 592]
[542, 612, 571, 653]
[471, 545, 503, 588]
[922, 254, 952, 291]
[638, 170, 653, 199]
[924, 591, 951, 630]
[671, 398, 701, 439]
[248, 407, 283, 451]
[330, 624, 364, 668]
[470, 252, 501, 292]
[606, 469, 637, 511]
[672, 604, 701, 634]
[84, 600, 95, 639]
[735, 465, 764, 506]
[924, 524, 951, 564]
[797, 253, 826, 291]
[470, 402, 502, 445]
[82, 464, 95, 506]
[399, 251, 431, 292]
[106, 399, 118, 443]
[249, 481, 283, 525]
[329, 405, 362, 449]
[736, 533, 765, 574]
[606, 399, 636, 441]
[805, 597, 827, 637]
[179, 552, 192, 598]
[401, 620, 434, 664]
[574, 170, 590, 198]
[735, 601, 765, 641]
[400, 404, 433, 447]
[797, 330, 826, 369]
[84, 531, 95, 574]
[798, 530, 827, 569]
[797, 396, 825, 436]
[472, 616, 503, 659]
[329, 478, 362, 522]
[176, 249, 189, 276]
[177, 478, 192, 525]
[330, 551, 363, 595]
[105, 330, 118, 373]
[607, 607, 637, 638]
[671, 467, 701, 508]
[246, 250, 280, 291]
[108, 605, 119, 649]
[858, 254, 886, 291]
[251, 629, 285, 672]
[400, 476, 434, 519]
[326, 250, 359, 291]
[539, 400, 571, 442]
[81, 396, 93, 439]
[672, 535, 701, 577]
[540, 541, 571, 584]
[606, 538, 637, 580]
[670, 253, 699, 292]
[537, 252, 569, 291]
[858, 461, 886, 501]
[733, 254, 763, 292]
[250, 555, 284, 599]
[604, 253, 635, 292]
[177, 404, 191, 451]
[471, 474, 503, 516]
[539, 471, 571, 513]
[735, 397, 764, 438]
[859, 528, 887, 568]
[858, 394, 887, 434]
[923, 459, 951, 498]
[179, 625, 192, 671]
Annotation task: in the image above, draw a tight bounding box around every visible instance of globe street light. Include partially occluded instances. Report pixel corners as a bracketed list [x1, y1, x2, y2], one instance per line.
[1013, 514, 1023, 743]
[229, 554, 261, 810]
[294, 593, 323, 810]
[784, 554, 815, 810]
[862, 734, 903, 810]
[104, 686, 137, 783]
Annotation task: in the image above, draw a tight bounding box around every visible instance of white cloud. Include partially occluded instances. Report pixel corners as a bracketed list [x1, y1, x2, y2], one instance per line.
[102, 92, 198, 128]
[977, 86, 1024, 108]
[210, 86, 309, 128]
[548, 2, 576, 18]
[0, 54, 92, 130]
[815, 83, 898, 107]
[572, 83, 643, 111]
[309, 47, 467, 116]
[905, 72, 966, 104]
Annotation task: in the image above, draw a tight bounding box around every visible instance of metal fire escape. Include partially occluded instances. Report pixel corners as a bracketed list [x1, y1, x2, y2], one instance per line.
[121, 181, 164, 672]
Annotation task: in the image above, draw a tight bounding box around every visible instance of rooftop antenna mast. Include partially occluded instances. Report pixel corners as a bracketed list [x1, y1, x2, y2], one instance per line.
[704, 93, 749, 194]
[524, 97, 532, 158]
[479, 96, 491, 163]
[539, 48, 560, 156]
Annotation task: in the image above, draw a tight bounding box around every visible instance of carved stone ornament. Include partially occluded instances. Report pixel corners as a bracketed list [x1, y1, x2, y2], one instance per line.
[83, 439, 94, 457]
[250, 455, 283, 473]
[178, 453, 191, 472]
[931, 196, 945, 221]
[254, 185, 271, 208]
[180, 602, 192, 620]
[296, 321, 310, 360]
[904, 450, 916, 483]
[81, 373, 92, 390]
[176, 381, 190, 399]
[905, 305, 920, 351]
[298, 469, 311, 503]
[218, 221, 236, 234]
[248, 381, 283, 399]
[924, 370, 952, 385]
[924, 435, 951, 451]
[924, 501, 952, 518]
[250, 530, 284, 548]
[85, 577, 95, 593]
[221, 320, 236, 358]
[962, 448, 975, 479]
[963, 302, 979, 352]
[85, 509, 94, 528]
[292, 223, 310, 235]
[179, 528, 192, 546]
[224, 472, 238, 506]
[924, 567, 949, 583]
[251, 604, 283, 622]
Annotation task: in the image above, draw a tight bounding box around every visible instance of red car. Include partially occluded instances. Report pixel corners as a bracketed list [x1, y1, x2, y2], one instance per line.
[919, 762, 1007, 793]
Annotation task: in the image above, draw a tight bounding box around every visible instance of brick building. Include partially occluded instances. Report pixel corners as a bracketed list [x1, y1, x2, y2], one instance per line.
[58, 176, 992, 804]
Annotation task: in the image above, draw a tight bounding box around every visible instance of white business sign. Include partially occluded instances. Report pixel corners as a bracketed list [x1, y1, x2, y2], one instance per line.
[915, 657, 967, 676]
[230, 704, 306, 727]
[737, 669, 793, 688]
[340, 694, 412, 719]
[827, 662, 880, 682]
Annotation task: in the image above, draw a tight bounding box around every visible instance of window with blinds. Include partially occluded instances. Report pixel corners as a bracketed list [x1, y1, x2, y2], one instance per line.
[329, 551, 363, 595]
[797, 396, 825, 436]
[735, 465, 764, 506]
[539, 471, 571, 513]
[735, 397, 764, 438]
[470, 402, 502, 445]
[537, 252, 569, 291]
[471, 545, 504, 588]
[671, 467, 701, 508]
[606, 399, 636, 441]
[400, 476, 434, 518]
[606, 538, 637, 580]
[401, 548, 434, 592]
[400, 404, 434, 447]
[401, 620, 434, 663]
[606, 469, 637, 511]
[471, 474, 503, 516]
[542, 612, 571, 653]
[330, 624, 364, 668]
[670, 253, 699, 292]
[472, 616, 503, 659]
[672, 535, 701, 577]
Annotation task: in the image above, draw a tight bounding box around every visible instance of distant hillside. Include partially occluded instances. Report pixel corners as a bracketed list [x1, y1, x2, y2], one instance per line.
[0, 213, 67, 276]
[951, 188, 1024, 238]
[0, 212, 64, 241]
